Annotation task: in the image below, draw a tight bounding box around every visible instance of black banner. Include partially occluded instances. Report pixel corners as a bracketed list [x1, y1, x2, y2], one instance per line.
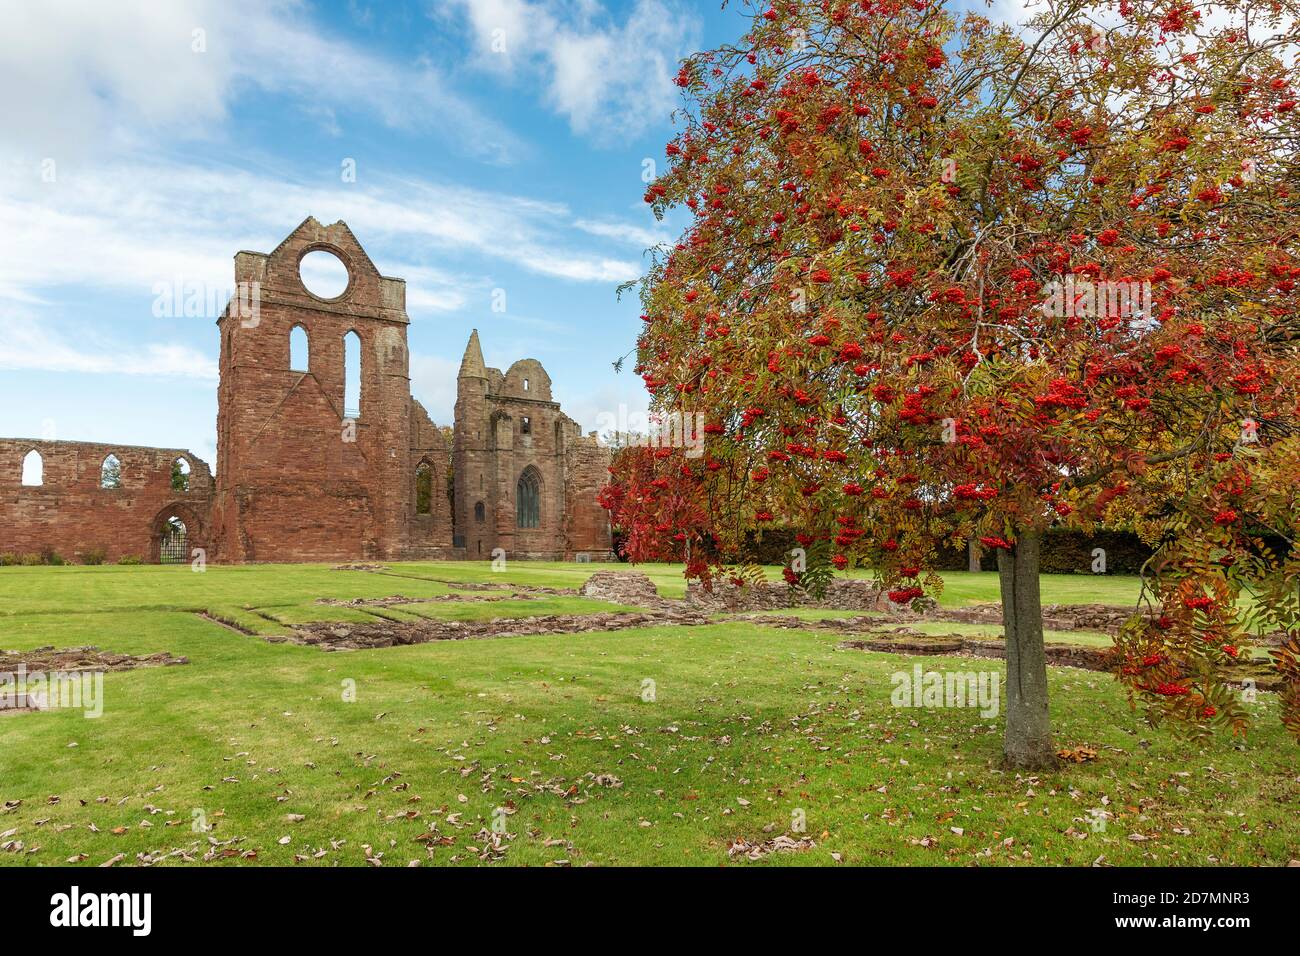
[0, 865, 1282, 941]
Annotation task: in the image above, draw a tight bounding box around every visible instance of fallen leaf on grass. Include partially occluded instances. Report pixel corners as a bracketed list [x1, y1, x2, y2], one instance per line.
[1057, 747, 1098, 763]
[728, 835, 815, 861]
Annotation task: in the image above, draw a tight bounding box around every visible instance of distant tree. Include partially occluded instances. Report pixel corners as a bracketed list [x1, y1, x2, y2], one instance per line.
[100, 455, 121, 490]
[600, 429, 651, 450]
[604, 0, 1300, 765]
[415, 462, 433, 515]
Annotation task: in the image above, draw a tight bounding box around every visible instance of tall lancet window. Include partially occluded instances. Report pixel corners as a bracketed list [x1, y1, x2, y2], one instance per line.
[516, 467, 540, 529]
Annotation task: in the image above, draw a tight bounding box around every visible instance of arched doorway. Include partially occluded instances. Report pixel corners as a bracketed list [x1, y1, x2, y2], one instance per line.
[151, 504, 203, 565]
[159, 516, 188, 564]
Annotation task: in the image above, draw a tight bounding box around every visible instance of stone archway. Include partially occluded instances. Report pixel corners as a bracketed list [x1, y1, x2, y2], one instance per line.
[150, 502, 207, 565]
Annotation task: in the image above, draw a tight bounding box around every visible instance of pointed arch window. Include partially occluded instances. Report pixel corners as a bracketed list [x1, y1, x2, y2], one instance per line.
[101, 454, 122, 489]
[344, 330, 362, 419]
[290, 325, 310, 371]
[21, 449, 43, 486]
[516, 467, 540, 529]
[474, 501, 485, 523]
[415, 462, 433, 515]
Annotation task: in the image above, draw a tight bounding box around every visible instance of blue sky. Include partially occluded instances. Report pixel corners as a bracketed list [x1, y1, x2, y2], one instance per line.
[0, 0, 752, 467]
[0, 0, 1029, 469]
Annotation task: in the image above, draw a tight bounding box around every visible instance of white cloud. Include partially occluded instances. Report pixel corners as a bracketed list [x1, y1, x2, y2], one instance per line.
[975, 0, 1047, 27]
[400, 266, 478, 313]
[573, 217, 670, 247]
[409, 353, 460, 422]
[0, 160, 640, 311]
[0, 0, 524, 164]
[441, 0, 700, 141]
[554, 379, 650, 438]
[0, 308, 218, 380]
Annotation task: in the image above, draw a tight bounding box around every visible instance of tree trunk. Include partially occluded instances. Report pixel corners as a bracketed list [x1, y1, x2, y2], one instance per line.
[997, 530, 1057, 769]
[967, 537, 981, 573]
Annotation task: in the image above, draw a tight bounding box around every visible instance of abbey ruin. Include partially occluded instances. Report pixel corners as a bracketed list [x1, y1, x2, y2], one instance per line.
[0, 219, 613, 564]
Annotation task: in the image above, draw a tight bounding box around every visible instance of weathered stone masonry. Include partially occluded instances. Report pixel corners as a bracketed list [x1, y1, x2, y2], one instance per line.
[0, 219, 613, 563]
[0, 440, 212, 563]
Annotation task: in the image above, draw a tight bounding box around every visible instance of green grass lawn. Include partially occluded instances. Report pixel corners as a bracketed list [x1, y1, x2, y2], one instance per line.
[0, 562, 1294, 867]
[361, 559, 1147, 605]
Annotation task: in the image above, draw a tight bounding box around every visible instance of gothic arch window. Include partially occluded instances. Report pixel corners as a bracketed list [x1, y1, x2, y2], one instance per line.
[171, 457, 191, 492]
[21, 449, 43, 486]
[516, 467, 541, 529]
[415, 462, 433, 515]
[343, 330, 362, 419]
[474, 501, 485, 523]
[101, 454, 122, 489]
[290, 325, 309, 371]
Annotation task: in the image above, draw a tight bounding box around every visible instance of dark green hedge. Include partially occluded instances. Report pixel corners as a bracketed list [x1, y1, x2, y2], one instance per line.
[741, 528, 1156, 574]
[933, 530, 1155, 574]
[622, 526, 1289, 575]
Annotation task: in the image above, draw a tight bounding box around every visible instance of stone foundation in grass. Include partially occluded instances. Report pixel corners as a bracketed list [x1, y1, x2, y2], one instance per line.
[282, 607, 709, 650]
[0, 646, 188, 673]
[684, 576, 935, 613]
[1, 646, 189, 716]
[938, 602, 1140, 632]
[579, 570, 669, 607]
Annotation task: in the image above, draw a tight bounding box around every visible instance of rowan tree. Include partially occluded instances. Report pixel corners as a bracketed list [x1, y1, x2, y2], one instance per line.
[603, 0, 1300, 767]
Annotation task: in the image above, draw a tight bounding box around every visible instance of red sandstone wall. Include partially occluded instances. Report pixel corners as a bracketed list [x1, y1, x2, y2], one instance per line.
[563, 434, 614, 559]
[210, 218, 415, 563]
[452, 345, 612, 561]
[456, 354, 566, 560]
[0, 440, 213, 563]
[408, 400, 457, 556]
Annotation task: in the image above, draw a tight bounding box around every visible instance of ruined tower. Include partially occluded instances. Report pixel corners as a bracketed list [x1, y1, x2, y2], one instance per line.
[453, 329, 613, 560]
[452, 329, 493, 558]
[209, 218, 415, 562]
